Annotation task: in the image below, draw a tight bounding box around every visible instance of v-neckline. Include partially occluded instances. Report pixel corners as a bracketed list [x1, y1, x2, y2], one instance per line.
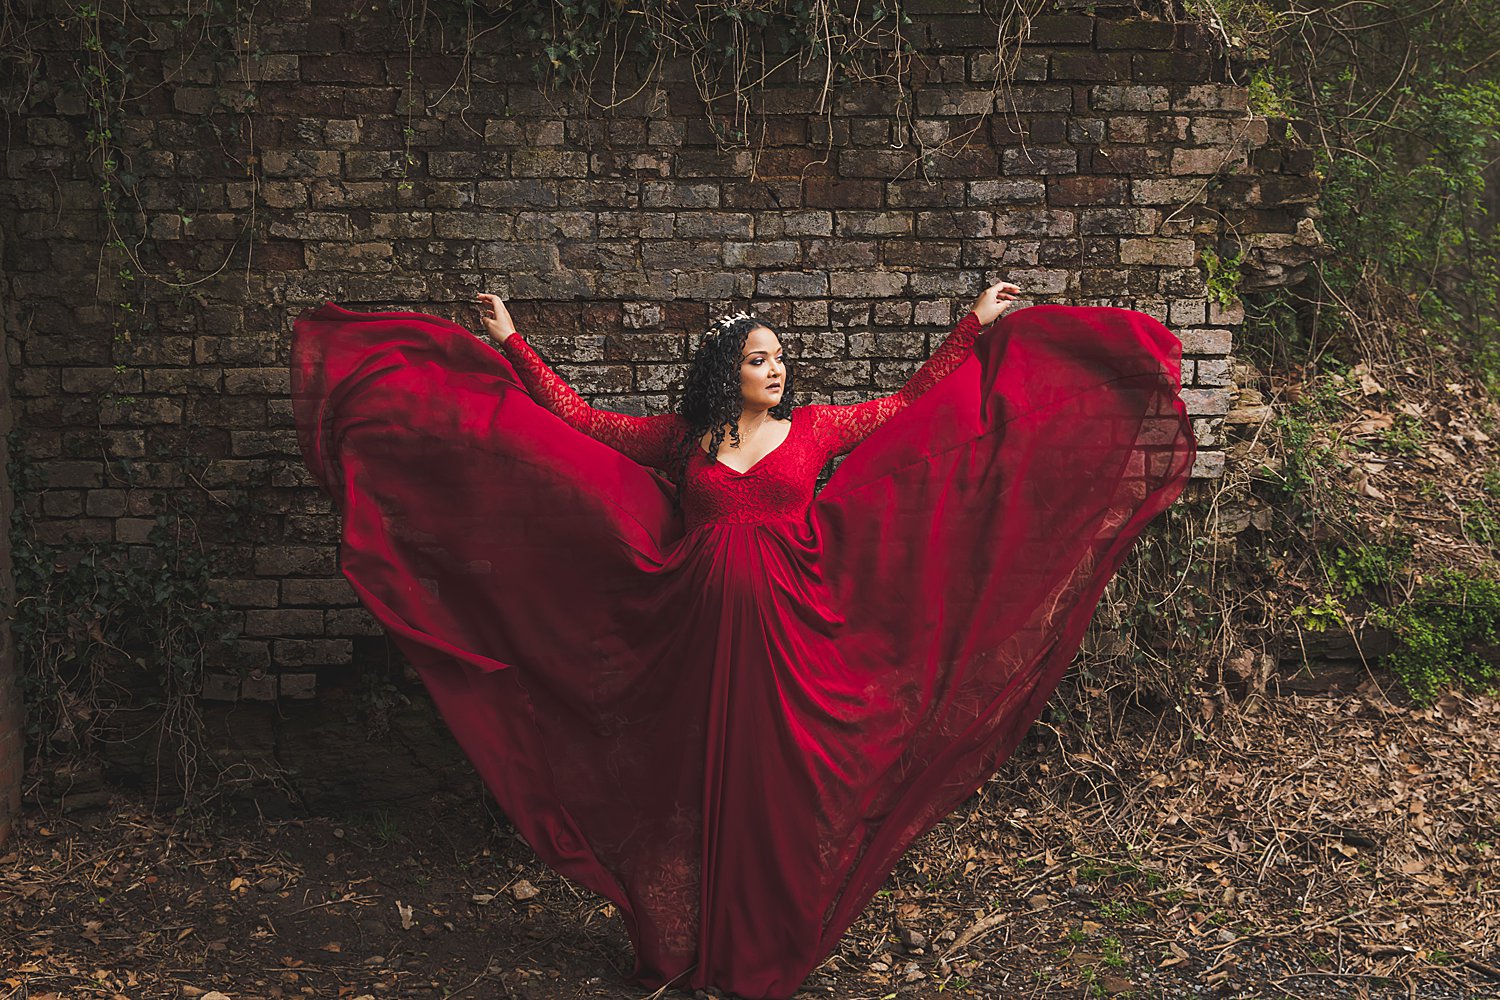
[698, 418, 793, 476]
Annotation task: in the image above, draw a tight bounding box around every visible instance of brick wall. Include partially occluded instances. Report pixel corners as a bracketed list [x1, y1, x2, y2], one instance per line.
[0, 0, 1320, 785]
[0, 227, 19, 842]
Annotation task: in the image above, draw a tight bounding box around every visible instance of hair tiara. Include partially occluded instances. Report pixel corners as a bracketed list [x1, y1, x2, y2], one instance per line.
[704, 310, 756, 340]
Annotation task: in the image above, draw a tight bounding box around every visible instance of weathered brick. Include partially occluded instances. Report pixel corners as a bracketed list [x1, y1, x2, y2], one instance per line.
[61, 367, 142, 393]
[260, 149, 341, 178]
[835, 211, 913, 236]
[916, 211, 993, 238]
[1091, 85, 1171, 112]
[1194, 358, 1234, 386]
[829, 271, 910, 297]
[1169, 298, 1208, 325]
[591, 151, 671, 177]
[511, 150, 589, 178]
[837, 150, 914, 179]
[476, 179, 558, 208]
[1174, 84, 1249, 112]
[1171, 146, 1248, 175]
[994, 209, 1076, 237]
[755, 271, 829, 297]
[1190, 451, 1226, 478]
[278, 672, 319, 698]
[968, 178, 1046, 205]
[803, 177, 882, 209]
[641, 241, 723, 269]
[230, 430, 300, 457]
[674, 212, 754, 238]
[1079, 208, 1160, 235]
[1180, 388, 1233, 415]
[1096, 19, 1177, 50]
[756, 211, 832, 238]
[1208, 298, 1246, 325]
[1003, 147, 1078, 175]
[306, 242, 394, 270]
[201, 672, 241, 701]
[99, 397, 183, 425]
[725, 241, 800, 267]
[1132, 178, 1209, 205]
[915, 90, 994, 116]
[888, 180, 966, 208]
[33, 520, 113, 543]
[641, 182, 720, 209]
[1051, 51, 1132, 80]
[273, 639, 352, 666]
[213, 578, 282, 607]
[1049, 175, 1128, 205]
[255, 545, 337, 576]
[41, 491, 83, 516]
[225, 369, 290, 395]
[1004, 86, 1076, 114]
[241, 672, 278, 701]
[872, 301, 915, 326]
[1120, 237, 1198, 266]
[244, 609, 325, 636]
[1001, 268, 1071, 294]
[883, 240, 962, 268]
[116, 518, 157, 543]
[1019, 14, 1094, 44]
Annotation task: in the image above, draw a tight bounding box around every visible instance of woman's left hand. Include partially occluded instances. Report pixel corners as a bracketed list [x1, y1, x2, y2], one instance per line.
[476, 292, 517, 342]
[970, 281, 1021, 327]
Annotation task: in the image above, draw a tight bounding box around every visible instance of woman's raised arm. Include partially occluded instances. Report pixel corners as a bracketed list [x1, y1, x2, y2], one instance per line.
[480, 294, 681, 471]
[814, 310, 985, 456]
[498, 333, 682, 471]
[814, 281, 1019, 455]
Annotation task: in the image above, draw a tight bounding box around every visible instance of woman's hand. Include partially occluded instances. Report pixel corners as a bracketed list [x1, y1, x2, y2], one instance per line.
[475, 292, 516, 342]
[970, 280, 1021, 327]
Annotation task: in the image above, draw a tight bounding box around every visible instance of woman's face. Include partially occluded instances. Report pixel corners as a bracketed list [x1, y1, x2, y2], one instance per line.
[738, 326, 785, 409]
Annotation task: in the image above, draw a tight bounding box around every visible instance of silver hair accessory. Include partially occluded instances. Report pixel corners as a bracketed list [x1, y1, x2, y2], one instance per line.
[704, 310, 755, 339]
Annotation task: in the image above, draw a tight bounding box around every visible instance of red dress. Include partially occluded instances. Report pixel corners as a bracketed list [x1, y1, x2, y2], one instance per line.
[290, 302, 1196, 999]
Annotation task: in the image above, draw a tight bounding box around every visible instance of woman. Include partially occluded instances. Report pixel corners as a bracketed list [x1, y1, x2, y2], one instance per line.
[473, 282, 1019, 508]
[290, 283, 1196, 999]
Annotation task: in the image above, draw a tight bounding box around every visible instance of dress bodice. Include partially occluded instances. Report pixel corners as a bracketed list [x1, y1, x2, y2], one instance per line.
[498, 313, 984, 532]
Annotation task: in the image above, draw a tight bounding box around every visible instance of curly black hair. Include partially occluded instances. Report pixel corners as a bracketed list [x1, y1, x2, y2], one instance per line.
[667, 312, 794, 508]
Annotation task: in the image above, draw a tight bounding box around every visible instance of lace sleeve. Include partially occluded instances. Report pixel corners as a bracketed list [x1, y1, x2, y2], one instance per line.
[499, 332, 683, 471]
[815, 310, 984, 456]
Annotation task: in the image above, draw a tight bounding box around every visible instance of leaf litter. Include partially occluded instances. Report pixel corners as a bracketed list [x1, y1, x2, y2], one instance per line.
[2, 688, 1496, 999]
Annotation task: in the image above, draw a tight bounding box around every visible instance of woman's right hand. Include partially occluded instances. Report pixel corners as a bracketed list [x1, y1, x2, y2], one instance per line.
[970, 280, 1021, 327]
[476, 292, 516, 342]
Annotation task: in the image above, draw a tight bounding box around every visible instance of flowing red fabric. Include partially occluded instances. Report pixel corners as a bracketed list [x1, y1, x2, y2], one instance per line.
[290, 301, 1196, 998]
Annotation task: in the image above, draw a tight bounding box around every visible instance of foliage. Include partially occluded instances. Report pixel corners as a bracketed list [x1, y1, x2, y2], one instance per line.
[1200, 246, 1245, 311]
[1245, 64, 1291, 117]
[1259, 364, 1344, 505]
[0, 0, 260, 340]
[7, 430, 256, 797]
[413, 0, 935, 146]
[1261, 1, 1500, 382]
[1324, 538, 1412, 598]
[1369, 569, 1500, 703]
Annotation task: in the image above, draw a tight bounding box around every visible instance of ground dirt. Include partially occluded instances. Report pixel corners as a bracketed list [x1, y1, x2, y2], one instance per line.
[4, 686, 1498, 1000]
